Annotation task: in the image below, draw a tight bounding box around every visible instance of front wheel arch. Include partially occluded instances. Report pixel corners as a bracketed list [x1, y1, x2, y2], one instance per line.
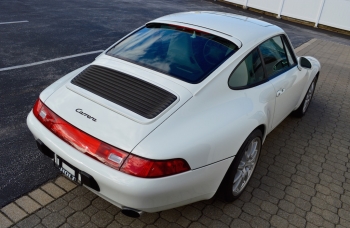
[293, 72, 319, 117]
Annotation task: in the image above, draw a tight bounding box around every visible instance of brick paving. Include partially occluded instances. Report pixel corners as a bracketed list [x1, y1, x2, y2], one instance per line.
[1, 39, 350, 228]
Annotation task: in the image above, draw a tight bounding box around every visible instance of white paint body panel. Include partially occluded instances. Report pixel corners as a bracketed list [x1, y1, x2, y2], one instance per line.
[133, 68, 277, 168]
[270, 66, 307, 129]
[27, 12, 320, 212]
[27, 111, 232, 212]
[44, 58, 192, 152]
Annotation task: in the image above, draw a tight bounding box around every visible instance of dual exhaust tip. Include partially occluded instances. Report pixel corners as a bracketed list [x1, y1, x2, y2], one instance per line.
[121, 207, 143, 218]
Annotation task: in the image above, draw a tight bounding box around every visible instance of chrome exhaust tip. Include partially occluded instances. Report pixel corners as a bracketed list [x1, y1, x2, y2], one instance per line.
[121, 207, 143, 218]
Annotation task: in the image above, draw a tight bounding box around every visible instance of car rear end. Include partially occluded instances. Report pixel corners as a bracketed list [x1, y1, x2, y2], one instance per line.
[27, 12, 242, 213]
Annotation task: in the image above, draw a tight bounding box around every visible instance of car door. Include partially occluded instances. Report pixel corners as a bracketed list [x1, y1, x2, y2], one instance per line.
[259, 35, 307, 129]
[228, 47, 276, 133]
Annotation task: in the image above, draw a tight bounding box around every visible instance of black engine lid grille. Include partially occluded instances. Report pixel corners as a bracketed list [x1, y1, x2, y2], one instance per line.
[71, 65, 177, 119]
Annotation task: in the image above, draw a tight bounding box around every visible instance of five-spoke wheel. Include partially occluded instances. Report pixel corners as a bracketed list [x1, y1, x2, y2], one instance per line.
[293, 76, 318, 117]
[232, 137, 261, 196]
[220, 129, 262, 201]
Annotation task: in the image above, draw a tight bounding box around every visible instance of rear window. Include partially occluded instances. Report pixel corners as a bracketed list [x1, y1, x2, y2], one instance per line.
[107, 23, 239, 84]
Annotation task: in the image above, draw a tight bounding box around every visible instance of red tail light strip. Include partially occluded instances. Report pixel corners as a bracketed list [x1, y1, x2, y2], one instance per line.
[120, 155, 191, 178]
[33, 99, 128, 170]
[33, 99, 190, 178]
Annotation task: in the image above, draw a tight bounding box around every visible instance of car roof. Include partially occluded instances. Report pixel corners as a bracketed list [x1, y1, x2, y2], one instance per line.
[151, 11, 283, 46]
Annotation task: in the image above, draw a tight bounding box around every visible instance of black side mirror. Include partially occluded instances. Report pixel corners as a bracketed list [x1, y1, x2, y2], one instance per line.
[299, 57, 312, 69]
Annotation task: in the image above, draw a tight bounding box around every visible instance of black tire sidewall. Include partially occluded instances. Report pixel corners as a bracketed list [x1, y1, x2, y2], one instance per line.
[294, 76, 317, 117]
[302, 78, 317, 115]
[220, 129, 263, 202]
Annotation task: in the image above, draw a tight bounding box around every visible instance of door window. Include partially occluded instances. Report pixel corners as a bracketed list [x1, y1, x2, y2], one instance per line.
[259, 36, 289, 78]
[282, 36, 296, 66]
[228, 48, 265, 88]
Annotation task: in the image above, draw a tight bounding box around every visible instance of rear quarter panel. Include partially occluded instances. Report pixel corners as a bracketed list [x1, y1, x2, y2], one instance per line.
[132, 53, 275, 170]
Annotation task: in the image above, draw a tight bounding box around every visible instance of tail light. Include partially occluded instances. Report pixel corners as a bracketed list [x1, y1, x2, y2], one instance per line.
[33, 99, 128, 170]
[120, 155, 190, 178]
[33, 99, 190, 177]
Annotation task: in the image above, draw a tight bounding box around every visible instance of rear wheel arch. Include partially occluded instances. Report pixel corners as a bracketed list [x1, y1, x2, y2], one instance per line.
[218, 128, 263, 201]
[230, 124, 265, 158]
[255, 124, 266, 142]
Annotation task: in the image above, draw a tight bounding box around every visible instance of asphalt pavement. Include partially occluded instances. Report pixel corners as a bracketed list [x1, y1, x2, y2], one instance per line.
[1, 0, 349, 208]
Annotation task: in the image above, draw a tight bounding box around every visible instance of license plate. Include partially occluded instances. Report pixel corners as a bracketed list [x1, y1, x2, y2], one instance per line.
[55, 155, 80, 183]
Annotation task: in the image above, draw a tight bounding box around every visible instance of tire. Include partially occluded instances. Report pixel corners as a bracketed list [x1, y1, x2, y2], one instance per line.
[293, 76, 317, 117]
[220, 129, 262, 202]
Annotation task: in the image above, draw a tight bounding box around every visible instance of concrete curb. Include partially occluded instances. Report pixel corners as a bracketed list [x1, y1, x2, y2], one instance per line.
[294, 38, 318, 53]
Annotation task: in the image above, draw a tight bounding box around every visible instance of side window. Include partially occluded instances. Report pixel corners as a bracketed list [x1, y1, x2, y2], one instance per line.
[228, 48, 265, 88]
[259, 36, 289, 78]
[282, 36, 296, 66]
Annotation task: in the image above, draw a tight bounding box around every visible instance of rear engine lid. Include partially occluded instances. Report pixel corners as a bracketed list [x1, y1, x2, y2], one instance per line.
[44, 61, 192, 152]
[71, 65, 177, 119]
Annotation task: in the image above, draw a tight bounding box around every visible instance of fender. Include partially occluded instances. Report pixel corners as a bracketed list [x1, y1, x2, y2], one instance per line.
[132, 80, 272, 170]
[294, 56, 321, 109]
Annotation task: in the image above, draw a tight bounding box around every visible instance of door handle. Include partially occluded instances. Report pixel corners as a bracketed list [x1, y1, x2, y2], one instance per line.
[276, 88, 285, 97]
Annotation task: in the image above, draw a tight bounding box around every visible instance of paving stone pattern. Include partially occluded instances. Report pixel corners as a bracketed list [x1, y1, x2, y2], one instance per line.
[1, 39, 350, 227]
[0, 177, 77, 228]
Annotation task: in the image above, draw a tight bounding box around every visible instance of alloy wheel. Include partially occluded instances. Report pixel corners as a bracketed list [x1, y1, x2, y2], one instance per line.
[303, 81, 315, 113]
[232, 137, 261, 196]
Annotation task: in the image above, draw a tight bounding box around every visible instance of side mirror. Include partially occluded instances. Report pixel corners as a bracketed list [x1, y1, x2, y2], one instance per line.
[298, 57, 312, 69]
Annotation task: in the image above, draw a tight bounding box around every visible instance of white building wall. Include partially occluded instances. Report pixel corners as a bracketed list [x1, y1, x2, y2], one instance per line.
[319, 0, 350, 31]
[247, 0, 282, 14]
[224, 0, 350, 31]
[281, 0, 322, 22]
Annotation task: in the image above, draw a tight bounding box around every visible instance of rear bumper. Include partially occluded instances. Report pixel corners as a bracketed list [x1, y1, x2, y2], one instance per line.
[27, 110, 233, 212]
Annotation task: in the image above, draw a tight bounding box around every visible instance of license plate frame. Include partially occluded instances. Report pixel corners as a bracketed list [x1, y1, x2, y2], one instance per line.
[54, 155, 80, 184]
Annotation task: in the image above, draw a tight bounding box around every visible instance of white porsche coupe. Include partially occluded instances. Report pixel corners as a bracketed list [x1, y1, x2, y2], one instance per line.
[27, 11, 320, 217]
